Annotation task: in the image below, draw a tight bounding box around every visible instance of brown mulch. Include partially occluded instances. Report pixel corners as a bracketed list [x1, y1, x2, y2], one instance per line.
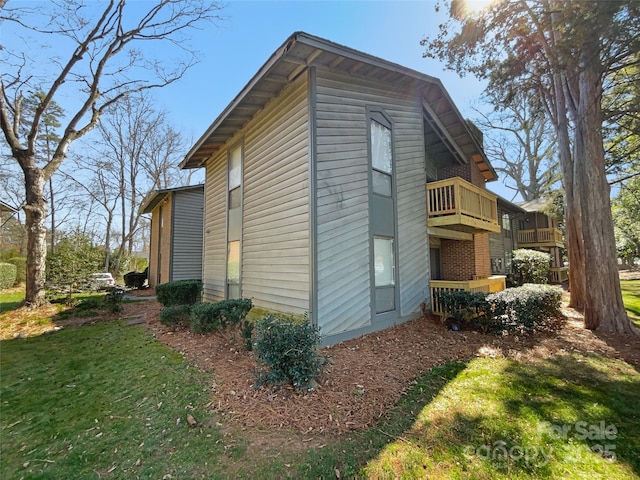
[145, 303, 640, 435]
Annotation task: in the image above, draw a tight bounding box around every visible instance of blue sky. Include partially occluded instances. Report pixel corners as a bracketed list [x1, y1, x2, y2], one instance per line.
[4, 0, 510, 196]
[162, 1, 488, 140]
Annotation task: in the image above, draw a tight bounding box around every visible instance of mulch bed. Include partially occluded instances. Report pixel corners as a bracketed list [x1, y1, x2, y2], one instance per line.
[145, 303, 640, 435]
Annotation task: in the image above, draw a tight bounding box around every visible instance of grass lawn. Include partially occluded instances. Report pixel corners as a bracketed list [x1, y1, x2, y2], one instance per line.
[1, 292, 640, 478]
[620, 279, 640, 327]
[0, 290, 24, 313]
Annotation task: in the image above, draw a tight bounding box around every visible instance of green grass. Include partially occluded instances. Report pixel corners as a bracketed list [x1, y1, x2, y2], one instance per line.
[360, 355, 640, 479]
[0, 290, 24, 313]
[621, 279, 640, 327]
[0, 321, 230, 479]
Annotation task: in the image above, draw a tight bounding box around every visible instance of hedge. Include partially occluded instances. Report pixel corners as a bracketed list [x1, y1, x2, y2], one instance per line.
[0, 263, 17, 289]
[438, 283, 563, 334]
[189, 298, 253, 334]
[7, 257, 26, 285]
[155, 279, 202, 306]
[159, 304, 192, 328]
[512, 249, 551, 285]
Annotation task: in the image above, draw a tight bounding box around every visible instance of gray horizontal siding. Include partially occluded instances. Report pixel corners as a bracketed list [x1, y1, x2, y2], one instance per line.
[242, 75, 310, 314]
[315, 70, 428, 337]
[171, 188, 204, 281]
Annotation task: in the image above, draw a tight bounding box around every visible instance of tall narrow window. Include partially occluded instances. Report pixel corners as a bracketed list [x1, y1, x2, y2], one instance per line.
[368, 107, 397, 319]
[502, 213, 511, 231]
[227, 240, 240, 282]
[228, 147, 242, 208]
[374, 237, 395, 287]
[371, 119, 393, 197]
[227, 145, 242, 299]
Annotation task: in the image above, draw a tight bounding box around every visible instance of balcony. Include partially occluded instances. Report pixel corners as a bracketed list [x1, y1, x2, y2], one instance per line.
[430, 275, 506, 315]
[549, 266, 569, 284]
[427, 177, 500, 234]
[517, 228, 564, 248]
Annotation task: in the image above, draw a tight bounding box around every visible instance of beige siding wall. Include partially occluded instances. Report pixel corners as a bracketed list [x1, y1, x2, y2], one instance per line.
[149, 198, 173, 288]
[315, 71, 428, 337]
[201, 75, 310, 313]
[202, 152, 227, 302]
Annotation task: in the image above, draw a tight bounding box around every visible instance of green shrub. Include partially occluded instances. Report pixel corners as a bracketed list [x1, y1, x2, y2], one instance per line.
[512, 249, 551, 285]
[437, 284, 563, 334]
[105, 287, 125, 313]
[486, 284, 563, 332]
[189, 298, 253, 334]
[252, 314, 327, 390]
[437, 290, 489, 330]
[0, 263, 17, 289]
[7, 257, 26, 284]
[156, 279, 202, 306]
[159, 304, 192, 328]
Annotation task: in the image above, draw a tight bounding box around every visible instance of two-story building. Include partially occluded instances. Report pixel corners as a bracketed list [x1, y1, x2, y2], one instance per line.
[180, 32, 507, 343]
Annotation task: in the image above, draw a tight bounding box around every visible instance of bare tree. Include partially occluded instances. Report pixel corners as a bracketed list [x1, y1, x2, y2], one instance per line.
[0, 1, 222, 306]
[68, 91, 197, 275]
[475, 92, 560, 202]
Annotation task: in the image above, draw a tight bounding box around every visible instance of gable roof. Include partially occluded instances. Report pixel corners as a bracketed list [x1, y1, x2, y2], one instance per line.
[517, 198, 550, 213]
[181, 31, 497, 182]
[0, 200, 18, 213]
[140, 184, 204, 214]
[492, 192, 527, 214]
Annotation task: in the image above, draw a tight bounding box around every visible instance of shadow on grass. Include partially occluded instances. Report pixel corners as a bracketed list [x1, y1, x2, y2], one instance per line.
[284, 354, 640, 479]
[501, 354, 640, 477]
[0, 298, 23, 313]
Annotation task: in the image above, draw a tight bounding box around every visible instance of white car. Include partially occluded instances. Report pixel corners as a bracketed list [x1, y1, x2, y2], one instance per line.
[87, 273, 115, 290]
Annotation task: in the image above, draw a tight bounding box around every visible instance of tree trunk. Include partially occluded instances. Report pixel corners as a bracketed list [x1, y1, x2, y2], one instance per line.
[575, 49, 636, 334]
[49, 176, 55, 254]
[552, 71, 586, 310]
[23, 165, 48, 307]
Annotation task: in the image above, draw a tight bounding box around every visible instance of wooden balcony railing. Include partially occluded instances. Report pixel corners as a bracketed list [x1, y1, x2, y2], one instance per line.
[427, 177, 500, 233]
[430, 276, 506, 315]
[549, 267, 569, 284]
[517, 228, 564, 248]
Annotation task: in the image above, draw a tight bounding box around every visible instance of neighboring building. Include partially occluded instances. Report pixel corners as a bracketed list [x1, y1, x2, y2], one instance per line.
[516, 198, 568, 284]
[181, 32, 506, 344]
[488, 195, 526, 279]
[140, 185, 204, 288]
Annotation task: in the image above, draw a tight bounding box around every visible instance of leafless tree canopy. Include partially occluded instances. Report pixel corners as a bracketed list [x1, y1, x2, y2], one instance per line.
[0, 0, 222, 305]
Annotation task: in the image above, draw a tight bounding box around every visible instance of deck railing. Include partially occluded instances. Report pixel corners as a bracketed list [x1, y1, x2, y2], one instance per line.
[430, 276, 506, 315]
[517, 228, 563, 247]
[549, 266, 569, 284]
[427, 177, 499, 232]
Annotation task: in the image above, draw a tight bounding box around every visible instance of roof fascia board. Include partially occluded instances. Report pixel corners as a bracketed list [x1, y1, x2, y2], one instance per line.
[180, 34, 298, 169]
[140, 184, 204, 214]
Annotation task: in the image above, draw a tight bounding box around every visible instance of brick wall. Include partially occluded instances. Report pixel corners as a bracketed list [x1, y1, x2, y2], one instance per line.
[439, 163, 472, 184]
[441, 238, 476, 280]
[438, 160, 486, 188]
[440, 233, 492, 281]
[473, 233, 491, 278]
